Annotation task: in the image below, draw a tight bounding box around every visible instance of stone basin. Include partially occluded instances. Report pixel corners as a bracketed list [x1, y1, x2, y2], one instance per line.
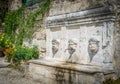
[29, 59, 114, 74]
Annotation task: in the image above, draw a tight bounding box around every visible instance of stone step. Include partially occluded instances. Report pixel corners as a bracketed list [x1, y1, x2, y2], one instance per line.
[0, 62, 10, 68]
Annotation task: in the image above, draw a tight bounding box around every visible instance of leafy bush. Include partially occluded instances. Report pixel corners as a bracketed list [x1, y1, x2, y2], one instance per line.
[2, 0, 50, 64]
[4, 45, 39, 64]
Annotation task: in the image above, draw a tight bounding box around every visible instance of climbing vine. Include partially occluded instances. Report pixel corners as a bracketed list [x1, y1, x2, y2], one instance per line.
[4, 0, 51, 45]
[4, 7, 24, 36]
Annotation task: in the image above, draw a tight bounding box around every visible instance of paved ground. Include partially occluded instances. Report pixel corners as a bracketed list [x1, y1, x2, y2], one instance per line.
[0, 67, 40, 84]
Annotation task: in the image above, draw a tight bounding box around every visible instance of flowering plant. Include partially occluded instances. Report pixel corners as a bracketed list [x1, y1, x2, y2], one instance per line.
[4, 44, 16, 56]
[0, 33, 12, 48]
[4, 45, 39, 64]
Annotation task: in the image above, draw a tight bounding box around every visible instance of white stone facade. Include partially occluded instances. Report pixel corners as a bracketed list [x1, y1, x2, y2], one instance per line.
[29, 6, 120, 84]
[45, 7, 115, 66]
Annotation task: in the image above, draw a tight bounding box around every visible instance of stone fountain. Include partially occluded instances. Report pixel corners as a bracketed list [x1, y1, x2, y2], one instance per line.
[29, 1, 120, 84]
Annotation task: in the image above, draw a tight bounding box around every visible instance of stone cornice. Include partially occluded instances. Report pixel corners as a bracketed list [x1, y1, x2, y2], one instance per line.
[46, 6, 115, 27]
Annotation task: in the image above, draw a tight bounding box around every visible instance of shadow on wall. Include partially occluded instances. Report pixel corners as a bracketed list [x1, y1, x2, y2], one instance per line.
[103, 78, 120, 84]
[0, 0, 9, 22]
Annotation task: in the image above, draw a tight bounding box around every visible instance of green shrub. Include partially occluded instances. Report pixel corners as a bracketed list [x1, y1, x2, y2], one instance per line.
[7, 45, 39, 64]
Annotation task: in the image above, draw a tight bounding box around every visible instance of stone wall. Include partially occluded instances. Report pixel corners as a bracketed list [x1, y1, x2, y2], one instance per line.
[49, 0, 120, 16]
[49, 0, 105, 16]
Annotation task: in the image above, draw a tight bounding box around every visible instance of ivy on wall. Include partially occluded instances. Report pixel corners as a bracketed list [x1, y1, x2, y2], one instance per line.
[4, 7, 24, 35]
[4, 0, 51, 45]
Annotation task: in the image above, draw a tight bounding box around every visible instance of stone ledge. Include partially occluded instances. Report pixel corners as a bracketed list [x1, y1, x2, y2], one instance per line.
[29, 59, 115, 74]
[0, 62, 10, 68]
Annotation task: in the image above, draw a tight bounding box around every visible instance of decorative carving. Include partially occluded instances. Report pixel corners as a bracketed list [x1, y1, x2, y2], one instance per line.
[67, 39, 77, 63]
[52, 39, 60, 57]
[88, 38, 99, 62]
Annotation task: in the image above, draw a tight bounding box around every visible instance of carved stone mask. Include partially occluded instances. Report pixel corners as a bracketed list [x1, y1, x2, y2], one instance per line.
[88, 38, 99, 55]
[52, 39, 60, 56]
[68, 39, 77, 55]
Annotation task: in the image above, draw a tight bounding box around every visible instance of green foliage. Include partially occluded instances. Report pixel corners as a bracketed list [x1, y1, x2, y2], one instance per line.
[7, 45, 39, 64]
[4, 7, 24, 36]
[20, 0, 51, 39]
[4, 0, 51, 45]
[3, 0, 51, 64]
